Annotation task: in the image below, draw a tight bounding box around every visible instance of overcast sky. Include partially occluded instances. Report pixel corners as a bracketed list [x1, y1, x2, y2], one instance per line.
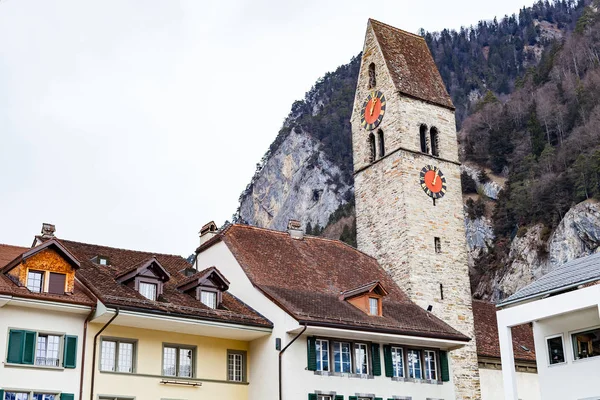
[0, 0, 532, 256]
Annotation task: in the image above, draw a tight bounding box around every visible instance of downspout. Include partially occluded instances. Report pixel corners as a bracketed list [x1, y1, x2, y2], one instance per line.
[79, 306, 97, 400]
[279, 324, 307, 400]
[90, 308, 119, 400]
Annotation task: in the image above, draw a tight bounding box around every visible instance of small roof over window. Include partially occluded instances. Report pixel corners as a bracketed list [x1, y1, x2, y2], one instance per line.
[340, 280, 388, 300]
[115, 257, 171, 284]
[177, 266, 229, 293]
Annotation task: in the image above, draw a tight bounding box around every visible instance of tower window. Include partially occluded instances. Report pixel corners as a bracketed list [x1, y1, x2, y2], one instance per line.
[420, 124, 429, 153]
[368, 133, 376, 163]
[368, 62, 376, 89]
[377, 129, 385, 158]
[440, 283, 444, 300]
[430, 127, 440, 157]
[434, 237, 441, 253]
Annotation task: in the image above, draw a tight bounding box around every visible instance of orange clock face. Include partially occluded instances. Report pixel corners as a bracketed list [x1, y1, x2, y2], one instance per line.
[420, 165, 447, 199]
[360, 91, 386, 130]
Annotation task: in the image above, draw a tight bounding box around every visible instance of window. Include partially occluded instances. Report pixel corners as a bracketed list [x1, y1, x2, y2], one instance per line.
[99, 397, 134, 400]
[424, 350, 437, 380]
[4, 393, 30, 400]
[368, 62, 376, 88]
[27, 270, 44, 293]
[546, 335, 565, 364]
[318, 396, 333, 400]
[391, 346, 404, 378]
[572, 327, 600, 360]
[98, 257, 109, 265]
[228, 350, 246, 382]
[100, 339, 135, 373]
[434, 237, 441, 253]
[430, 127, 439, 157]
[48, 273, 66, 295]
[407, 349, 422, 379]
[354, 343, 369, 374]
[420, 124, 429, 153]
[377, 129, 385, 157]
[201, 291, 217, 309]
[35, 334, 60, 366]
[138, 282, 157, 301]
[4, 393, 58, 400]
[369, 298, 379, 315]
[333, 341, 351, 373]
[163, 345, 194, 377]
[368, 133, 376, 163]
[316, 339, 329, 371]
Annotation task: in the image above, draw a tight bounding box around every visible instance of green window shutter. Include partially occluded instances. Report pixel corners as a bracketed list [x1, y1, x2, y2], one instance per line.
[382, 345, 393, 377]
[334, 396, 344, 400]
[7, 330, 24, 363]
[307, 337, 317, 371]
[349, 397, 357, 400]
[308, 394, 317, 400]
[63, 335, 78, 368]
[22, 330, 37, 365]
[0, 389, 4, 399]
[374, 398, 383, 400]
[440, 350, 450, 382]
[371, 343, 381, 376]
[61, 394, 75, 400]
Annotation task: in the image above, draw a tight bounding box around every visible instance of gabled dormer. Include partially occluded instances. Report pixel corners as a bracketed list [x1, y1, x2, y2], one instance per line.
[2, 239, 80, 295]
[341, 281, 388, 317]
[116, 257, 170, 301]
[177, 266, 229, 309]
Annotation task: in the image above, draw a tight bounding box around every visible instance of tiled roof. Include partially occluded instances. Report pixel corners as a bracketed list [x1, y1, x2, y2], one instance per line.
[472, 300, 536, 362]
[60, 239, 271, 328]
[0, 243, 95, 306]
[500, 252, 600, 306]
[218, 224, 469, 341]
[369, 19, 454, 110]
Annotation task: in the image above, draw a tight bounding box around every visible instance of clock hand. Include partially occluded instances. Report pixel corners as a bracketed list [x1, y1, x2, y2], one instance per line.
[432, 171, 438, 186]
[369, 98, 378, 116]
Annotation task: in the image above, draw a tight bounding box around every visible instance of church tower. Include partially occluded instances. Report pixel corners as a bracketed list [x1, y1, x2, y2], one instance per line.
[351, 20, 481, 399]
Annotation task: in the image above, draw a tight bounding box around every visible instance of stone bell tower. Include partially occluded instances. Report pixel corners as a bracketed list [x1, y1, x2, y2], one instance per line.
[351, 19, 480, 399]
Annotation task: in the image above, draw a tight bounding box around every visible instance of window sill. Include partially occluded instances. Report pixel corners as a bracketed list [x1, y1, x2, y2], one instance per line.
[396, 377, 441, 385]
[313, 371, 374, 379]
[4, 362, 64, 371]
[572, 356, 600, 365]
[99, 369, 135, 374]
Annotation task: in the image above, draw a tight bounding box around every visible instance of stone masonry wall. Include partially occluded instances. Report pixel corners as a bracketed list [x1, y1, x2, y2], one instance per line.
[351, 21, 481, 400]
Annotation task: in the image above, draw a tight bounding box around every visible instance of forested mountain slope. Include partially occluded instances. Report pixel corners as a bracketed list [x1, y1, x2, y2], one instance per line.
[236, 0, 600, 301]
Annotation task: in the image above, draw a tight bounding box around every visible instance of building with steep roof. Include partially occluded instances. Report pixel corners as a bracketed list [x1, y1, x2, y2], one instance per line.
[195, 222, 473, 400]
[497, 253, 600, 400]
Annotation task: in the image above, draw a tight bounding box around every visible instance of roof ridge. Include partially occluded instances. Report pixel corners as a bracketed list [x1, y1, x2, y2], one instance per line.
[369, 18, 425, 41]
[60, 238, 187, 260]
[0, 243, 29, 249]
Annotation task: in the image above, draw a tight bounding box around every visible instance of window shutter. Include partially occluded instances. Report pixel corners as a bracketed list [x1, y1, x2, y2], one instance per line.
[383, 345, 393, 378]
[349, 397, 357, 400]
[63, 335, 78, 368]
[7, 330, 24, 364]
[440, 350, 450, 382]
[371, 343, 381, 376]
[374, 398, 383, 400]
[22, 330, 37, 365]
[308, 394, 317, 400]
[0, 389, 4, 399]
[307, 337, 317, 371]
[61, 394, 75, 400]
[334, 396, 344, 400]
[48, 273, 66, 294]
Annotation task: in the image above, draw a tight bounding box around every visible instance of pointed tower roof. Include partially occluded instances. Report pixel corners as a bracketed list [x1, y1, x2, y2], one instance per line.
[369, 19, 454, 110]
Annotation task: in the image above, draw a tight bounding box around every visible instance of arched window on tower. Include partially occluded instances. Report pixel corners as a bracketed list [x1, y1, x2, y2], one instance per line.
[377, 129, 385, 158]
[419, 124, 429, 154]
[368, 133, 376, 163]
[368, 63, 376, 89]
[430, 127, 440, 157]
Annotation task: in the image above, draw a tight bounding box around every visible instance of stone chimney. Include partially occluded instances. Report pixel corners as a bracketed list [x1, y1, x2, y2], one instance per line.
[41, 223, 56, 239]
[287, 219, 303, 240]
[199, 221, 219, 246]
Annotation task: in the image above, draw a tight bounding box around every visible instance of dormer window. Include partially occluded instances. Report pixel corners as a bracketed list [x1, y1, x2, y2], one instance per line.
[115, 257, 170, 301]
[201, 290, 217, 309]
[341, 281, 388, 317]
[27, 270, 44, 293]
[99, 257, 109, 266]
[369, 297, 379, 315]
[139, 282, 158, 301]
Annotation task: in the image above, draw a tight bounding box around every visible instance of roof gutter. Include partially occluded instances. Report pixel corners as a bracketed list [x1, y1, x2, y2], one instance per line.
[497, 275, 600, 308]
[90, 307, 119, 400]
[279, 323, 307, 400]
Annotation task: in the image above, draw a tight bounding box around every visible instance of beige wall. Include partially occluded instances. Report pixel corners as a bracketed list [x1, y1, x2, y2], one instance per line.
[83, 323, 250, 400]
[480, 368, 540, 400]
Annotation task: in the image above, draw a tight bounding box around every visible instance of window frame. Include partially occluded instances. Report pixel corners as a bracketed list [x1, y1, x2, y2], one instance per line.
[545, 333, 566, 366]
[391, 346, 405, 378]
[2, 391, 62, 400]
[5, 328, 67, 369]
[332, 341, 352, 373]
[353, 342, 369, 375]
[368, 298, 379, 316]
[137, 281, 157, 301]
[312, 336, 376, 376]
[200, 289, 218, 309]
[98, 396, 136, 400]
[99, 337, 137, 374]
[315, 338, 330, 372]
[569, 325, 600, 362]
[424, 349, 438, 381]
[35, 333, 62, 367]
[227, 349, 247, 383]
[406, 348, 423, 379]
[26, 270, 45, 293]
[161, 343, 196, 378]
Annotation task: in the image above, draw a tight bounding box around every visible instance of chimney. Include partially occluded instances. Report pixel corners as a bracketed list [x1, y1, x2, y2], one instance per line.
[199, 221, 219, 246]
[287, 219, 303, 240]
[41, 223, 56, 239]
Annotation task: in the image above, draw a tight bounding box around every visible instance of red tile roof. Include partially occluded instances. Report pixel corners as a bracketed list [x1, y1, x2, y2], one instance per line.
[472, 300, 536, 362]
[369, 19, 454, 110]
[0, 244, 29, 269]
[60, 239, 271, 328]
[213, 224, 469, 341]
